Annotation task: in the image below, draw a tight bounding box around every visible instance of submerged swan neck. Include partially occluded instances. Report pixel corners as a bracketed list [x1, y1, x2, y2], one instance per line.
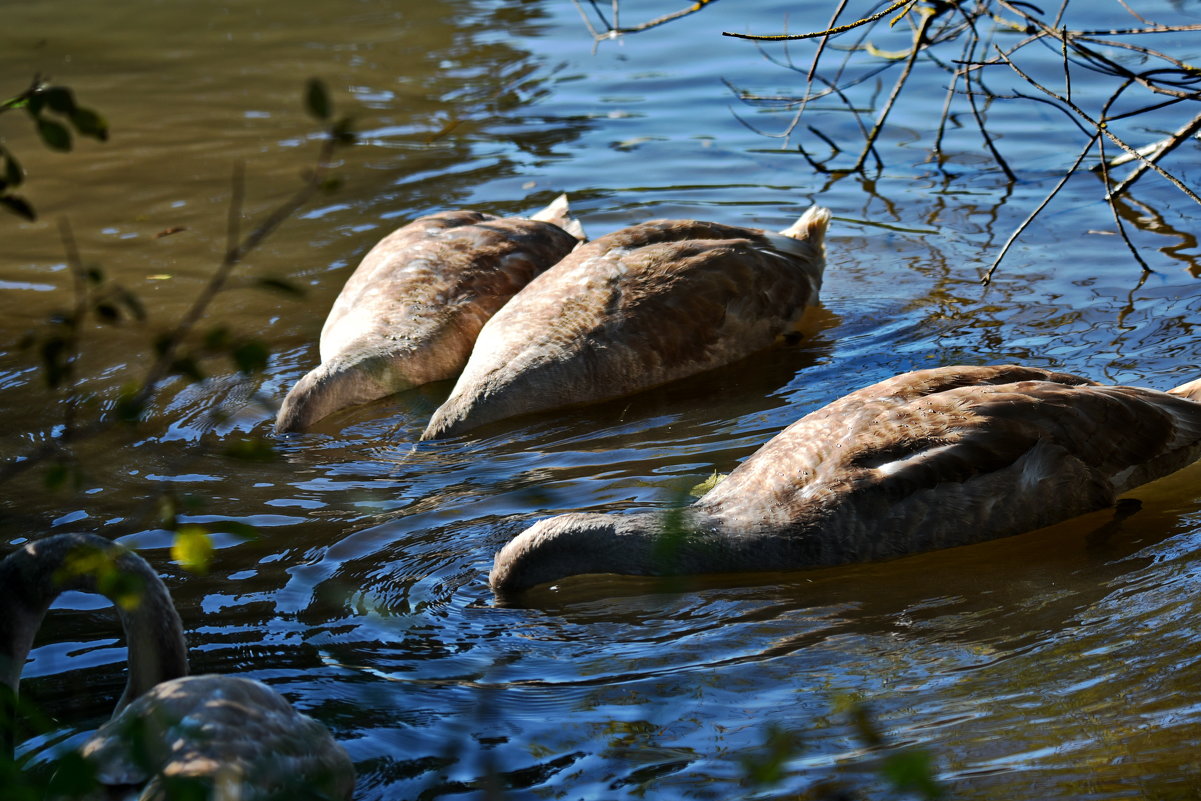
[0, 534, 188, 750]
[490, 509, 732, 594]
[276, 354, 401, 433]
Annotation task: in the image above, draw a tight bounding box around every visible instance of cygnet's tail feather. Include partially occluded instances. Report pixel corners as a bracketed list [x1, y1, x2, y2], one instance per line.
[779, 205, 831, 249]
[1168, 376, 1201, 402]
[530, 193, 587, 242]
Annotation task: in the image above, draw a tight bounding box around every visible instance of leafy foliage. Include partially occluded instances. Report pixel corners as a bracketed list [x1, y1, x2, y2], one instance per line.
[1, 76, 109, 221]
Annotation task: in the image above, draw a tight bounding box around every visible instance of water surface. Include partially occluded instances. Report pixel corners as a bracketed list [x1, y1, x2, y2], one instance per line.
[4, 1, 1201, 798]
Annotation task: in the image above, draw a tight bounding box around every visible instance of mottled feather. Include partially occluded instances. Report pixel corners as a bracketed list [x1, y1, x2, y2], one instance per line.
[491, 365, 1201, 593]
[277, 201, 581, 432]
[423, 208, 830, 439]
[0, 534, 354, 800]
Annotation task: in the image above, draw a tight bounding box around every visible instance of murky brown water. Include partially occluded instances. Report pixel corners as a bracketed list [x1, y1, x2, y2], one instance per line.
[4, 1, 1201, 798]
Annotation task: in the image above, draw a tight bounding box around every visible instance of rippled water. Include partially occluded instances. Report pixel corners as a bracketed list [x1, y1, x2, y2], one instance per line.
[5, 1, 1201, 798]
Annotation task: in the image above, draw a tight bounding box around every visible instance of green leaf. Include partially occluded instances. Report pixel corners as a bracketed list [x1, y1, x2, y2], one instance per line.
[255, 276, 306, 297]
[42, 86, 76, 114]
[223, 436, 276, 462]
[158, 494, 178, 527]
[45, 751, 98, 797]
[172, 525, 214, 574]
[4, 152, 23, 188]
[740, 724, 801, 787]
[203, 325, 231, 351]
[305, 78, 332, 120]
[26, 91, 46, 116]
[40, 336, 71, 388]
[115, 385, 146, 422]
[94, 302, 120, 323]
[331, 115, 356, 145]
[115, 286, 146, 321]
[689, 470, 727, 497]
[36, 117, 72, 152]
[170, 355, 205, 382]
[0, 194, 36, 221]
[231, 339, 269, 374]
[45, 461, 70, 490]
[159, 776, 212, 801]
[883, 749, 944, 800]
[70, 106, 109, 142]
[212, 520, 260, 541]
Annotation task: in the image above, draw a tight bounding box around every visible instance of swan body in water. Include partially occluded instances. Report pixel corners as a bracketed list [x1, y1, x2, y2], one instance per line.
[421, 206, 832, 439]
[276, 195, 583, 432]
[490, 364, 1201, 594]
[0, 533, 354, 800]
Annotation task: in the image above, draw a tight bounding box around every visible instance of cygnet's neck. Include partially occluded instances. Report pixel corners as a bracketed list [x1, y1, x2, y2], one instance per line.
[490, 508, 774, 594]
[276, 352, 404, 432]
[0, 533, 188, 749]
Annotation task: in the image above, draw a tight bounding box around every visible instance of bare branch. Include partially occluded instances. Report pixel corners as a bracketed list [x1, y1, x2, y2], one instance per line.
[723, 0, 915, 42]
[982, 132, 1101, 285]
[1108, 109, 1201, 197]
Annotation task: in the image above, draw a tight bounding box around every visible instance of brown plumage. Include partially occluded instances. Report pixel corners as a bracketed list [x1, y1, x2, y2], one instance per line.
[421, 206, 831, 439]
[490, 365, 1201, 594]
[0, 534, 354, 800]
[276, 195, 583, 432]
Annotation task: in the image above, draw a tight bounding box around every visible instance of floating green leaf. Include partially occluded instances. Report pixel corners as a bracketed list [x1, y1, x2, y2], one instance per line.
[689, 470, 727, 497]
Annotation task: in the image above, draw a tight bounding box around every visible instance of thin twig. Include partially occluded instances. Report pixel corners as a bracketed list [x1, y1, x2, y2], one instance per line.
[1108, 108, 1201, 197]
[0, 134, 341, 485]
[58, 217, 87, 437]
[982, 132, 1100, 285]
[997, 47, 1201, 206]
[723, 0, 915, 41]
[1095, 79, 1153, 274]
[1097, 132, 1153, 274]
[954, 4, 1016, 179]
[852, 5, 938, 171]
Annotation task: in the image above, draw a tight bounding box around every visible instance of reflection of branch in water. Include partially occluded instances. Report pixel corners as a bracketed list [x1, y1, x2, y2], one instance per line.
[1110, 193, 1201, 279]
[571, 0, 720, 42]
[722, 2, 1201, 281]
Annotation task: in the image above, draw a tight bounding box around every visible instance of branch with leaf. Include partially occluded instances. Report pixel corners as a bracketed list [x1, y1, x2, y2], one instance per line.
[3, 79, 354, 572]
[0, 75, 109, 221]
